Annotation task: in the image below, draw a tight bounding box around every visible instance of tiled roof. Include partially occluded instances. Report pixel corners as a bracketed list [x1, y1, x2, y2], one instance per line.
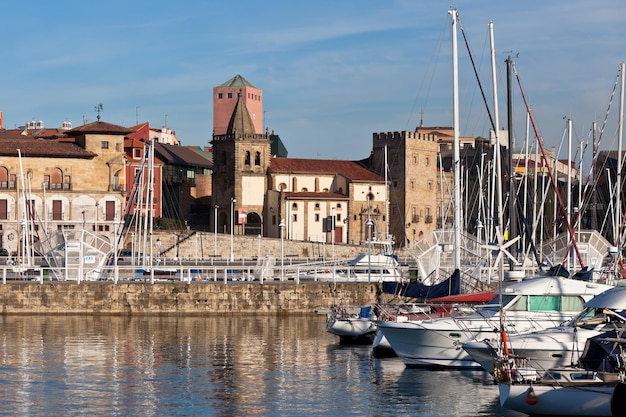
[0, 136, 95, 158]
[66, 121, 132, 136]
[154, 142, 213, 168]
[269, 158, 384, 182]
[219, 74, 256, 88]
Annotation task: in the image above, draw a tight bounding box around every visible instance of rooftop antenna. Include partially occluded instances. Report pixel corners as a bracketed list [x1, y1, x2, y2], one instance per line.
[136, 106, 139, 125]
[95, 103, 103, 121]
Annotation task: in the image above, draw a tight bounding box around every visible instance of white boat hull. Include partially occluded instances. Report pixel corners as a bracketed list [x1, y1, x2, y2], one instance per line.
[326, 317, 377, 338]
[380, 311, 587, 368]
[499, 382, 613, 416]
[464, 326, 602, 374]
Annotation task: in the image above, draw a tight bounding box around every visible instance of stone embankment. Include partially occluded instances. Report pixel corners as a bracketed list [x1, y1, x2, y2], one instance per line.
[149, 230, 409, 260]
[0, 282, 382, 315]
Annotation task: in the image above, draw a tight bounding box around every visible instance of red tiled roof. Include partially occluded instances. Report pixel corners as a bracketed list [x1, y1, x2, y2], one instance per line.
[0, 136, 96, 158]
[66, 121, 132, 136]
[269, 158, 383, 182]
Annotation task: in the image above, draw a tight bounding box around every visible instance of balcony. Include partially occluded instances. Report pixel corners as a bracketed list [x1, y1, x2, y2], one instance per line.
[49, 183, 72, 191]
[425, 215, 433, 224]
[411, 215, 420, 223]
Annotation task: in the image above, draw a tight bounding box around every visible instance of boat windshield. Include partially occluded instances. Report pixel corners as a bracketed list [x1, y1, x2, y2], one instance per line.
[567, 306, 625, 330]
[480, 294, 517, 312]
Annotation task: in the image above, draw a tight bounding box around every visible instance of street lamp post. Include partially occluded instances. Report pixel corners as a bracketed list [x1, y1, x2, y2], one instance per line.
[366, 218, 374, 283]
[279, 219, 285, 281]
[214, 205, 219, 258]
[331, 206, 335, 259]
[230, 198, 236, 262]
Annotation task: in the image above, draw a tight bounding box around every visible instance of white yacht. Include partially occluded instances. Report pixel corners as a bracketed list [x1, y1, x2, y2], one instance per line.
[463, 285, 626, 374]
[377, 276, 613, 368]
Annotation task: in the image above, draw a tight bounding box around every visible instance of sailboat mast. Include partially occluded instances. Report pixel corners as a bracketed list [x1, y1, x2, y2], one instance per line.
[450, 9, 461, 271]
[489, 22, 505, 274]
[385, 144, 389, 243]
[616, 62, 625, 246]
[506, 56, 516, 267]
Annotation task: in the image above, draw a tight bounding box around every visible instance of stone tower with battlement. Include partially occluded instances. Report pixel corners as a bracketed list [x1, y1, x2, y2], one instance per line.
[370, 129, 442, 245]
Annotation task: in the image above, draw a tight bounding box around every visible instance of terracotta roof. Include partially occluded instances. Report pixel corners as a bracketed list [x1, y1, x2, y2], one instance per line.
[154, 142, 213, 168]
[219, 74, 256, 88]
[66, 121, 132, 136]
[269, 158, 384, 182]
[0, 136, 95, 158]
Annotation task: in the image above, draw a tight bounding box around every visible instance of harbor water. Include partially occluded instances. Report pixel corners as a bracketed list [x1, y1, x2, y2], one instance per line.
[0, 314, 524, 417]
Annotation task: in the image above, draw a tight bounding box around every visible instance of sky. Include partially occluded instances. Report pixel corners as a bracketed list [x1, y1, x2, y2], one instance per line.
[1, 1, 626, 164]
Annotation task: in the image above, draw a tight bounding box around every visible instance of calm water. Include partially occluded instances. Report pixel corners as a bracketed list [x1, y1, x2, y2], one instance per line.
[0, 314, 524, 417]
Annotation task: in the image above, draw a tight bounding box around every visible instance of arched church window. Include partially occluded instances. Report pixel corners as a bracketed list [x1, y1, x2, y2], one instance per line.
[244, 151, 251, 165]
[255, 152, 261, 166]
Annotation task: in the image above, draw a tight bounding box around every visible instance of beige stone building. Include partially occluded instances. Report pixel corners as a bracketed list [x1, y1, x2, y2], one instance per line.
[0, 120, 129, 254]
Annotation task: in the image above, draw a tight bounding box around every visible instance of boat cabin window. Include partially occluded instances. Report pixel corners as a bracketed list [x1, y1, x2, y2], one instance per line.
[485, 294, 585, 312]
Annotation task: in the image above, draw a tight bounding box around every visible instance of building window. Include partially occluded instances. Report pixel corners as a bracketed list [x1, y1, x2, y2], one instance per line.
[218, 93, 223, 99]
[292, 203, 297, 210]
[412, 206, 419, 223]
[228, 92, 232, 99]
[337, 214, 341, 222]
[0, 166, 8, 189]
[428, 181, 433, 191]
[50, 168, 63, 190]
[101, 141, 109, 149]
[105, 201, 115, 221]
[410, 180, 414, 190]
[0, 199, 7, 220]
[52, 200, 62, 221]
[336, 203, 341, 209]
[255, 152, 260, 166]
[293, 214, 297, 222]
[315, 203, 320, 210]
[425, 157, 430, 167]
[315, 214, 320, 222]
[244, 151, 251, 165]
[413, 155, 417, 165]
[134, 149, 141, 158]
[113, 170, 122, 191]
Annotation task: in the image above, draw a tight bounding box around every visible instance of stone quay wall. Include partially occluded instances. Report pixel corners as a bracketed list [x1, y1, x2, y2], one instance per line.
[0, 282, 383, 315]
[148, 230, 410, 261]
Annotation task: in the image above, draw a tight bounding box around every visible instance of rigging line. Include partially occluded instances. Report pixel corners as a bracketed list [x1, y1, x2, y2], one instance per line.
[512, 62, 585, 268]
[405, 14, 449, 130]
[456, 16, 496, 133]
[560, 68, 622, 261]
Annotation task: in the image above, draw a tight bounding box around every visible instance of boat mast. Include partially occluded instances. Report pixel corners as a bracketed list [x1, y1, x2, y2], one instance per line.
[385, 144, 390, 244]
[489, 22, 505, 278]
[450, 8, 461, 272]
[567, 118, 572, 271]
[505, 55, 516, 269]
[616, 62, 625, 247]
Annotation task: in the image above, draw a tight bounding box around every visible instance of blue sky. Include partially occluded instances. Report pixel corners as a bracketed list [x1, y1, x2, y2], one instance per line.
[1, 1, 625, 162]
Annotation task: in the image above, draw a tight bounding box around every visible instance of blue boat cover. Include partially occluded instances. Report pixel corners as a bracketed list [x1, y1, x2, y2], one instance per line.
[381, 269, 461, 300]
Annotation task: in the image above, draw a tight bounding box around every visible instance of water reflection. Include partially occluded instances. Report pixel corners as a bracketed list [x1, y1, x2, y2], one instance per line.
[0, 315, 522, 416]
